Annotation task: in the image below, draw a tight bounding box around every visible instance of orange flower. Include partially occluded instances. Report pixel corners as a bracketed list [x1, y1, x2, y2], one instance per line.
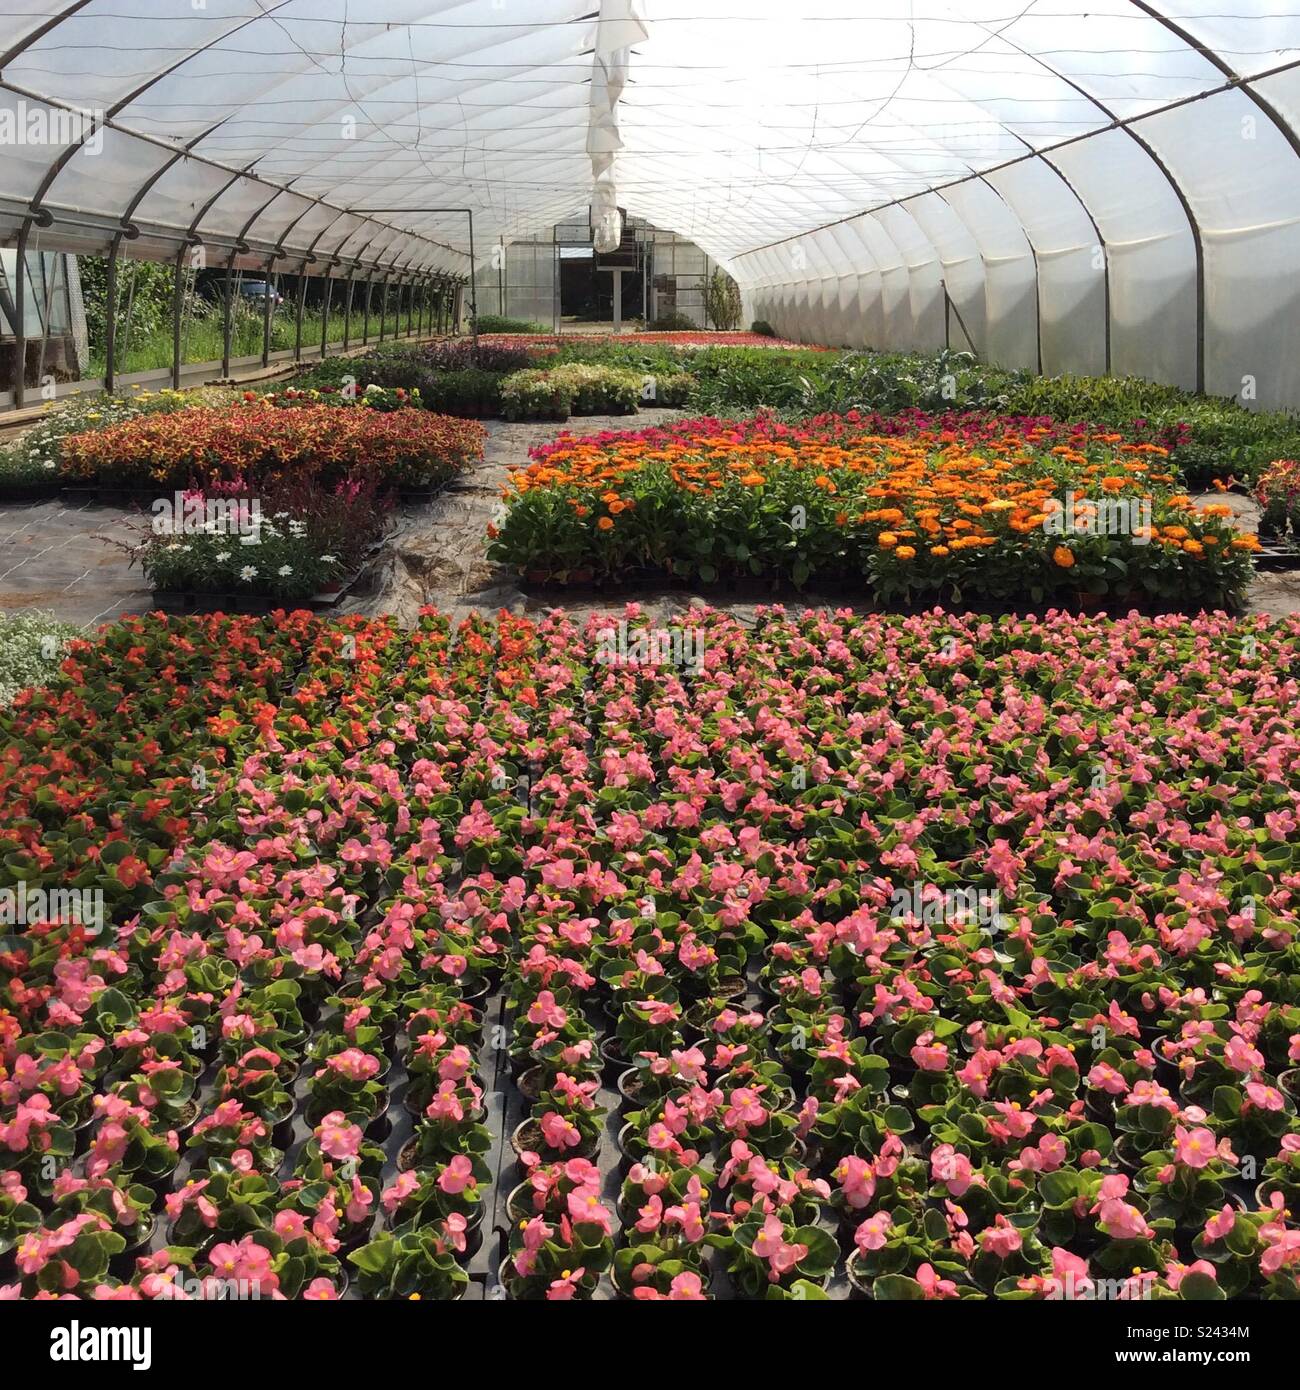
[1052, 546, 1075, 568]
[597, 516, 614, 531]
[895, 545, 916, 560]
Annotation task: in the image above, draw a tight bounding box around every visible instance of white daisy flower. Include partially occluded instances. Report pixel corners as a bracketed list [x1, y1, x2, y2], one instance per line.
[239, 565, 258, 581]
[215, 551, 232, 562]
[277, 565, 293, 576]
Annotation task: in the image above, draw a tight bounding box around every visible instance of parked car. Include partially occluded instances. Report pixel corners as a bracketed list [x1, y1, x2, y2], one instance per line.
[238, 279, 284, 308]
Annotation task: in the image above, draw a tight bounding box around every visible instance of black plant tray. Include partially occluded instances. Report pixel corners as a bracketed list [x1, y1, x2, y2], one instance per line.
[396, 479, 455, 505]
[150, 564, 366, 616]
[1253, 539, 1300, 571]
[59, 484, 162, 508]
[0, 480, 62, 502]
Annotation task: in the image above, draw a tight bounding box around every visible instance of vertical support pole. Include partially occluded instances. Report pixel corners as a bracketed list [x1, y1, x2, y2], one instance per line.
[294, 262, 308, 361]
[261, 257, 275, 368]
[343, 269, 355, 352]
[222, 252, 235, 377]
[467, 210, 479, 363]
[12, 221, 31, 409]
[378, 275, 388, 341]
[171, 244, 186, 390]
[406, 278, 414, 336]
[104, 235, 122, 393]
[363, 276, 372, 344]
[320, 272, 331, 358]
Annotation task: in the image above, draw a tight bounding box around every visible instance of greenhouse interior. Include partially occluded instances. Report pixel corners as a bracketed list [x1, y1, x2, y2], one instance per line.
[1, 0, 1299, 1341]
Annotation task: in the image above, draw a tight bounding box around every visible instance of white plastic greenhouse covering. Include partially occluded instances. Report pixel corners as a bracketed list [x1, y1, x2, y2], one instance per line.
[3, 1, 1300, 404]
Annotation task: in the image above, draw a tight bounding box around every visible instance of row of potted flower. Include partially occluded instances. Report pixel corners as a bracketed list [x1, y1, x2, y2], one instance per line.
[488, 412, 1257, 605]
[4, 604, 1300, 1298]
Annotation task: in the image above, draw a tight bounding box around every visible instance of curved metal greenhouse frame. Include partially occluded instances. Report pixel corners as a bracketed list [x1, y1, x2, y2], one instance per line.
[2, 2, 1300, 405]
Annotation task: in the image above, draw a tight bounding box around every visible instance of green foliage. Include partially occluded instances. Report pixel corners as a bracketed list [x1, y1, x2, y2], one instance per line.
[474, 314, 549, 333]
[646, 311, 699, 331]
[705, 269, 743, 331]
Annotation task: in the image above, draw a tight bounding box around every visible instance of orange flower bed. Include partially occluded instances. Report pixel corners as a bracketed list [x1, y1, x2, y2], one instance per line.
[488, 412, 1255, 606]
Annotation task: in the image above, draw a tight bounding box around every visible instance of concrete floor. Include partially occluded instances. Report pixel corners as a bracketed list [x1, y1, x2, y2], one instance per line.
[0, 412, 1295, 633]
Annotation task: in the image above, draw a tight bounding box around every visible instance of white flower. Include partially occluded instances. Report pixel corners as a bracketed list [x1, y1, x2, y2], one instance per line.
[240, 532, 261, 546]
[215, 551, 232, 562]
[320, 554, 338, 564]
[239, 565, 258, 581]
[163, 543, 183, 552]
[43, 460, 56, 470]
[277, 565, 293, 577]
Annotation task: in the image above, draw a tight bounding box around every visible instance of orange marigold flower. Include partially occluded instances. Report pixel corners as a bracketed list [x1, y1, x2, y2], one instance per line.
[597, 516, 614, 531]
[1052, 545, 1075, 568]
[895, 545, 916, 560]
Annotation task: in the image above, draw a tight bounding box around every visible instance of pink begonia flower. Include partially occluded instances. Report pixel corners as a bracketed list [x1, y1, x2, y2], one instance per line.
[438, 1155, 477, 1195]
[1203, 1205, 1236, 1242]
[1224, 1033, 1263, 1075]
[666, 1271, 707, 1300]
[835, 1156, 876, 1209]
[274, 1209, 310, 1243]
[316, 1111, 362, 1160]
[666, 1201, 706, 1243]
[978, 1214, 1023, 1259]
[324, 1048, 380, 1082]
[1095, 1199, 1155, 1241]
[539, 1111, 580, 1150]
[526, 991, 567, 1028]
[1165, 1260, 1219, 1292]
[854, 1213, 893, 1253]
[566, 1187, 612, 1236]
[546, 1268, 585, 1300]
[303, 1278, 340, 1299]
[915, 1263, 960, 1300]
[1048, 1246, 1092, 1300]
[930, 1144, 975, 1196]
[1087, 1062, 1128, 1095]
[1245, 1081, 1284, 1112]
[910, 1032, 949, 1071]
[635, 1195, 663, 1234]
[345, 1176, 373, 1225]
[1173, 1124, 1217, 1170]
[382, 1172, 420, 1213]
